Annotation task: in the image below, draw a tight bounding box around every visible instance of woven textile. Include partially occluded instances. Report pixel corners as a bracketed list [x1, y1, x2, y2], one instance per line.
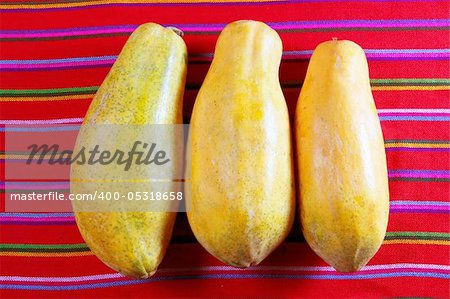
[0, 1, 449, 298]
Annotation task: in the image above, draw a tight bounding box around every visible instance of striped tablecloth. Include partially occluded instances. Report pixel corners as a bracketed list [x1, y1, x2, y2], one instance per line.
[1, 0, 449, 298]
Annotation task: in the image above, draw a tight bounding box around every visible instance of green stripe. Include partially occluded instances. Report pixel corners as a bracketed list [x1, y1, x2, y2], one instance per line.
[3, 139, 449, 155]
[1, 232, 447, 253]
[0, 243, 89, 252]
[1, 79, 448, 97]
[384, 139, 450, 144]
[6, 247, 90, 253]
[0, 86, 98, 97]
[385, 231, 450, 241]
[371, 78, 450, 86]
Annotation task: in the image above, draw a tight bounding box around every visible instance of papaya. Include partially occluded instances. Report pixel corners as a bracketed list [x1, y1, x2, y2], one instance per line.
[295, 40, 389, 272]
[71, 23, 187, 278]
[186, 20, 295, 267]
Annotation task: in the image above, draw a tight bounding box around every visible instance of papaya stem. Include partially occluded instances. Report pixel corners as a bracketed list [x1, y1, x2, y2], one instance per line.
[167, 26, 184, 37]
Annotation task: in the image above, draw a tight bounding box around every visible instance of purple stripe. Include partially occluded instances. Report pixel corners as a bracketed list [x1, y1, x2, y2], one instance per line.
[2, 273, 449, 291]
[0, 64, 113, 72]
[0, 60, 116, 69]
[2, 206, 448, 225]
[271, 22, 449, 30]
[379, 112, 450, 117]
[385, 147, 450, 152]
[0, 220, 75, 225]
[366, 53, 450, 58]
[0, 269, 448, 290]
[284, 54, 450, 61]
[372, 57, 449, 61]
[390, 205, 450, 213]
[1, 0, 450, 13]
[350, 56, 449, 61]
[0, 267, 448, 286]
[0, 27, 136, 38]
[388, 170, 450, 179]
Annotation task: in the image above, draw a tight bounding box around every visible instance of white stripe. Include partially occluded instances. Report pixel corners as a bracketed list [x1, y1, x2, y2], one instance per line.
[1, 264, 448, 282]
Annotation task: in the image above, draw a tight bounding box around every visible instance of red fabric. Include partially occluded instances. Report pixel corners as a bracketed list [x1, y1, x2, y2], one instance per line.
[1, 0, 449, 298]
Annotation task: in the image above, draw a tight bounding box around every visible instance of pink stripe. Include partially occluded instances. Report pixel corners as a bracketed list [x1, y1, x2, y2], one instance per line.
[366, 53, 450, 58]
[279, 22, 449, 29]
[378, 113, 450, 117]
[1, 28, 132, 38]
[388, 173, 449, 179]
[0, 118, 84, 125]
[1, 60, 116, 69]
[1, 217, 74, 222]
[392, 205, 449, 210]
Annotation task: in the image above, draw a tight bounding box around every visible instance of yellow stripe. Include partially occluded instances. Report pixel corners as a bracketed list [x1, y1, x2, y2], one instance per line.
[372, 86, 450, 91]
[1, 0, 282, 9]
[383, 240, 449, 245]
[0, 155, 34, 159]
[0, 94, 94, 102]
[0, 251, 94, 257]
[385, 143, 449, 149]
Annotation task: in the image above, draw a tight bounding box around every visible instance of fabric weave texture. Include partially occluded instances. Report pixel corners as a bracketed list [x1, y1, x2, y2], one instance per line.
[0, 1, 449, 298]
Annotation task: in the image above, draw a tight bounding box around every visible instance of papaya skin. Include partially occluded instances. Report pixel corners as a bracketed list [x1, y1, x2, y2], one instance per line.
[295, 40, 389, 272]
[186, 20, 295, 268]
[71, 23, 187, 278]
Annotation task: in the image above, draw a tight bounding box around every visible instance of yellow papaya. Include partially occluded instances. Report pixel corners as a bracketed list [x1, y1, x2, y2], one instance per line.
[186, 20, 295, 267]
[71, 23, 187, 278]
[295, 40, 389, 272]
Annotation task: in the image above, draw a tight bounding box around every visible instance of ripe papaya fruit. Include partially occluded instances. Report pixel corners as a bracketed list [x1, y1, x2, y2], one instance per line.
[295, 40, 389, 272]
[186, 20, 295, 267]
[71, 23, 187, 278]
